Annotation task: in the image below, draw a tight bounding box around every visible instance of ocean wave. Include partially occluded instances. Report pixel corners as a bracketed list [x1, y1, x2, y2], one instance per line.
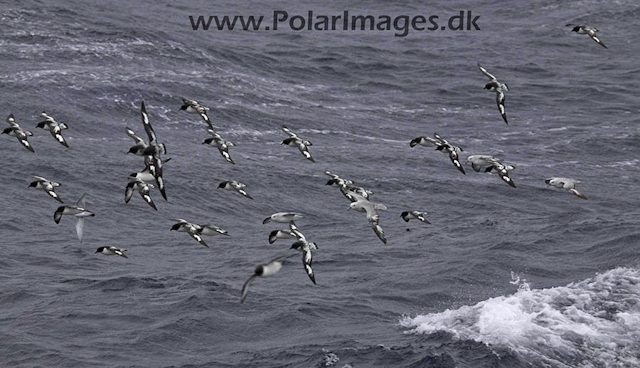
[400, 267, 640, 367]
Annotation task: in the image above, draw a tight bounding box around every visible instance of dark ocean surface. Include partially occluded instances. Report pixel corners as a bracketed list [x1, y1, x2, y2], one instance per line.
[1, 0, 639, 367]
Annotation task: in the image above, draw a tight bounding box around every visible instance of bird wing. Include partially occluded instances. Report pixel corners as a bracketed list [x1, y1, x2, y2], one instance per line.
[124, 182, 135, 203]
[449, 150, 466, 175]
[51, 130, 69, 148]
[76, 193, 88, 208]
[589, 34, 608, 49]
[140, 101, 158, 144]
[477, 63, 497, 81]
[371, 223, 387, 244]
[496, 91, 508, 124]
[240, 275, 257, 303]
[6, 114, 19, 127]
[302, 245, 316, 284]
[187, 226, 209, 247]
[570, 188, 588, 200]
[126, 127, 145, 144]
[75, 217, 85, 243]
[282, 125, 299, 139]
[295, 141, 315, 162]
[141, 192, 157, 210]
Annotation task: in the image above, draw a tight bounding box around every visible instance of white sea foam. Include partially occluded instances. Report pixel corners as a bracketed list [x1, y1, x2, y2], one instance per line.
[400, 267, 640, 368]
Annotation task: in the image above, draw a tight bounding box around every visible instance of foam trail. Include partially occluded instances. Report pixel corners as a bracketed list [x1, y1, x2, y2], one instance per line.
[400, 268, 640, 368]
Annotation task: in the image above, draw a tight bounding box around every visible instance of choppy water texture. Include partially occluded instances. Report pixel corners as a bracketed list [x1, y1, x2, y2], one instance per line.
[1, 0, 639, 367]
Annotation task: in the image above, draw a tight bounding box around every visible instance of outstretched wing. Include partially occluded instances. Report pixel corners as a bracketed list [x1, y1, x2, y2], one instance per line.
[282, 125, 299, 139]
[496, 91, 508, 124]
[76, 193, 88, 208]
[240, 275, 256, 303]
[477, 63, 497, 81]
[126, 127, 145, 144]
[449, 151, 466, 175]
[296, 142, 315, 162]
[140, 101, 157, 144]
[124, 182, 135, 203]
[302, 246, 316, 284]
[187, 227, 209, 247]
[75, 217, 85, 243]
[6, 114, 19, 127]
[589, 34, 607, 49]
[371, 223, 387, 244]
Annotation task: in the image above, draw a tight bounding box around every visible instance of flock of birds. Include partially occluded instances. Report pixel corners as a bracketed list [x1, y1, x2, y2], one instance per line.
[2, 23, 603, 302]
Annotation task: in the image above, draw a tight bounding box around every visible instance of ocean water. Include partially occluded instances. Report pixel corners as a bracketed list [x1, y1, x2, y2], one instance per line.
[1, 0, 639, 367]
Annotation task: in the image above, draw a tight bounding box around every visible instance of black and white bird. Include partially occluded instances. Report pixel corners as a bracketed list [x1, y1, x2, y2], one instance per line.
[467, 155, 516, 188]
[325, 171, 353, 187]
[29, 176, 63, 203]
[410, 133, 465, 174]
[268, 229, 297, 244]
[203, 129, 235, 164]
[348, 193, 388, 244]
[125, 178, 157, 210]
[263, 212, 304, 225]
[288, 222, 319, 250]
[324, 171, 376, 202]
[36, 111, 69, 148]
[285, 223, 318, 284]
[240, 255, 291, 303]
[129, 165, 156, 182]
[218, 180, 253, 199]
[139, 101, 168, 201]
[281, 125, 314, 162]
[545, 177, 588, 199]
[566, 24, 607, 49]
[180, 98, 213, 129]
[96, 246, 128, 258]
[291, 239, 316, 285]
[401, 211, 431, 224]
[170, 218, 229, 247]
[2, 115, 34, 152]
[477, 63, 509, 124]
[53, 193, 95, 243]
[125, 127, 148, 156]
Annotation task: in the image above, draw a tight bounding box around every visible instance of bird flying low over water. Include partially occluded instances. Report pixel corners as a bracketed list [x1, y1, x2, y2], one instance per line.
[263, 212, 304, 225]
[180, 98, 213, 129]
[96, 246, 128, 258]
[203, 128, 235, 164]
[139, 101, 168, 201]
[281, 125, 314, 162]
[125, 178, 157, 210]
[325, 171, 354, 187]
[566, 24, 607, 49]
[170, 218, 229, 247]
[54, 193, 95, 242]
[2, 114, 34, 152]
[29, 176, 63, 203]
[241, 254, 292, 303]
[467, 155, 516, 188]
[477, 63, 509, 124]
[36, 112, 69, 148]
[410, 133, 465, 174]
[401, 211, 431, 224]
[348, 192, 388, 244]
[545, 177, 588, 199]
[218, 180, 253, 199]
[287, 223, 318, 285]
[324, 171, 375, 202]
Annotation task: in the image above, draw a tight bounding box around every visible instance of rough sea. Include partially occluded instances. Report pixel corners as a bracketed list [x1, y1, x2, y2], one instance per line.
[1, 0, 639, 367]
